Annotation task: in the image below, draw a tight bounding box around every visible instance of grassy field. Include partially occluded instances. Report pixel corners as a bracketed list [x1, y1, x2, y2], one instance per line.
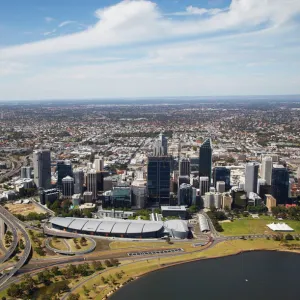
[221, 216, 300, 236]
[49, 238, 68, 251]
[68, 238, 93, 252]
[4, 203, 45, 215]
[70, 239, 300, 299]
[110, 241, 197, 252]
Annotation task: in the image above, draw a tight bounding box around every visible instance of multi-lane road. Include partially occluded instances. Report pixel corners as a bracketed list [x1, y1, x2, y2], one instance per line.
[0, 205, 32, 287]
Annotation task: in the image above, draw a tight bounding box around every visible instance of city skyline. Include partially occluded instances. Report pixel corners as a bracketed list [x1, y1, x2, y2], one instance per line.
[1, 0, 300, 100]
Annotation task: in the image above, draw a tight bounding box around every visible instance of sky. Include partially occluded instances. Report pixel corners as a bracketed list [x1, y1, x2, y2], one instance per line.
[0, 0, 300, 100]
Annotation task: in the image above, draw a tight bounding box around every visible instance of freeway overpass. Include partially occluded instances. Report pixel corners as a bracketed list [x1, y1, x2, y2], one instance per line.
[0, 206, 32, 288]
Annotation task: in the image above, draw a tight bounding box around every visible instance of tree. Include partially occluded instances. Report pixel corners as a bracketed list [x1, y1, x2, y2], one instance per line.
[92, 260, 103, 271]
[110, 258, 119, 266]
[67, 293, 80, 300]
[19, 239, 25, 250]
[80, 237, 87, 246]
[51, 266, 60, 276]
[285, 234, 294, 241]
[104, 259, 113, 267]
[7, 283, 22, 298]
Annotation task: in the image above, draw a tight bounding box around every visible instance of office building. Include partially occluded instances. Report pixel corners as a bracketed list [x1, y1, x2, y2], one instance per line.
[62, 176, 74, 199]
[265, 194, 276, 212]
[161, 206, 188, 219]
[261, 156, 272, 185]
[199, 139, 212, 183]
[83, 191, 93, 203]
[73, 168, 84, 194]
[131, 171, 147, 209]
[33, 149, 51, 189]
[190, 156, 199, 172]
[94, 157, 104, 172]
[248, 192, 262, 206]
[204, 192, 215, 208]
[87, 169, 97, 200]
[245, 163, 259, 197]
[231, 187, 247, 209]
[56, 160, 73, 189]
[213, 167, 230, 191]
[271, 165, 289, 205]
[200, 176, 210, 196]
[222, 193, 232, 210]
[111, 185, 132, 208]
[153, 132, 168, 156]
[178, 175, 190, 186]
[216, 181, 225, 193]
[40, 188, 59, 205]
[72, 194, 82, 206]
[178, 183, 193, 206]
[214, 192, 222, 209]
[179, 158, 190, 176]
[21, 166, 33, 179]
[147, 156, 171, 206]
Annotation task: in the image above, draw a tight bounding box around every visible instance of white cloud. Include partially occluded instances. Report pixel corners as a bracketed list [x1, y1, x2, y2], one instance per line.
[1, 0, 300, 60]
[45, 17, 55, 23]
[172, 5, 225, 16]
[58, 20, 76, 28]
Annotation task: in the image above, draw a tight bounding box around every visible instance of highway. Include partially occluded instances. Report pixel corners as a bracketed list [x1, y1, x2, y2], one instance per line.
[0, 156, 28, 183]
[0, 210, 18, 264]
[0, 205, 32, 288]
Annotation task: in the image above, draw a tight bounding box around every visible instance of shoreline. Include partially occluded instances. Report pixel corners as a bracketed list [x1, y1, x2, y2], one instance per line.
[105, 246, 300, 299]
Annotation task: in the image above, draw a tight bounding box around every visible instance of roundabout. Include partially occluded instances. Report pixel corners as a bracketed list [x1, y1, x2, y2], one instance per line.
[45, 236, 96, 255]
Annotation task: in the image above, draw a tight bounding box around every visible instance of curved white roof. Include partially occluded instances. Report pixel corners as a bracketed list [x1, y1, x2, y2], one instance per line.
[198, 215, 210, 232]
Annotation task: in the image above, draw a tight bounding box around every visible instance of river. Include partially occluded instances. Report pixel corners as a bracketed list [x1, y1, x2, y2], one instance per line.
[110, 251, 300, 300]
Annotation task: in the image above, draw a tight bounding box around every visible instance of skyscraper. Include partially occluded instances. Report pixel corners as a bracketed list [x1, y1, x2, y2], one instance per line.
[94, 157, 104, 172]
[271, 165, 289, 205]
[73, 168, 84, 194]
[199, 139, 212, 183]
[62, 176, 74, 199]
[147, 156, 171, 206]
[153, 133, 168, 156]
[56, 160, 73, 189]
[244, 163, 259, 197]
[21, 166, 32, 179]
[213, 167, 230, 190]
[200, 176, 210, 196]
[261, 156, 272, 185]
[33, 150, 51, 189]
[87, 169, 97, 200]
[179, 158, 190, 176]
[178, 183, 193, 206]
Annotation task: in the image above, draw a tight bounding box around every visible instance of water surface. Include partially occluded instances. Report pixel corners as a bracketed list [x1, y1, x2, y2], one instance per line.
[110, 251, 300, 300]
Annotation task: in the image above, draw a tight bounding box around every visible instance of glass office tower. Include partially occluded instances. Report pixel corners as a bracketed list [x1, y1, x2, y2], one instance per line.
[147, 156, 171, 206]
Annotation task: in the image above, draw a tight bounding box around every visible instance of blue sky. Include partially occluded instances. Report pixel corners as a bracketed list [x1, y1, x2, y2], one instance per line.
[0, 0, 300, 100]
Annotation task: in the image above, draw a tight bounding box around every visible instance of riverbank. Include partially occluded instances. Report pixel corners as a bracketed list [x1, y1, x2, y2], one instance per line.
[67, 239, 300, 299]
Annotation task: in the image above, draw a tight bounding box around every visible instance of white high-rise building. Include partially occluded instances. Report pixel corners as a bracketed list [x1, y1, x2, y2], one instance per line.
[261, 156, 272, 185]
[204, 192, 214, 208]
[216, 181, 225, 193]
[153, 133, 168, 156]
[94, 157, 104, 172]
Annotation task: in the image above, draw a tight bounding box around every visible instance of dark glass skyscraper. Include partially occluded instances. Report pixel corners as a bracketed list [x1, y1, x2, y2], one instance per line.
[33, 150, 51, 189]
[213, 167, 231, 191]
[56, 160, 73, 189]
[199, 139, 212, 183]
[271, 166, 289, 205]
[147, 156, 171, 206]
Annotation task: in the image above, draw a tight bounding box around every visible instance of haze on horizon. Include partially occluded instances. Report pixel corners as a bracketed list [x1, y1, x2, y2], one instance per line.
[1, 0, 300, 101]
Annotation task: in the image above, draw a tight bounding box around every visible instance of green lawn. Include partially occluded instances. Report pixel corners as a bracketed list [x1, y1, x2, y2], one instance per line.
[221, 216, 300, 236]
